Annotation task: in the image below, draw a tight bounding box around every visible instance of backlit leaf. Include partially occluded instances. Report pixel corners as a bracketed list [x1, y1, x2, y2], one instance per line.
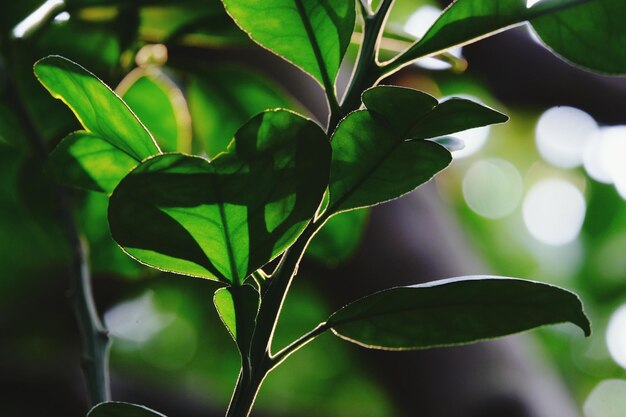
[109, 110, 331, 284]
[532, 0, 626, 74]
[221, 0, 356, 88]
[327, 276, 591, 350]
[214, 284, 260, 357]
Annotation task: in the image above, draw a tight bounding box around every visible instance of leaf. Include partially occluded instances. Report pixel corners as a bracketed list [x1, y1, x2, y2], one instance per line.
[109, 110, 331, 284]
[327, 276, 591, 350]
[395, 0, 587, 64]
[34, 55, 160, 160]
[327, 110, 451, 214]
[118, 68, 192, 153]
[307, 208, 369, 266]
[187, 65, 294, 157]
[88, 401, 166, 417]
[362, 86, 508, 139]
[214, 284, 260, 357]
[221, 0, 356, 88]
[531, 0, 626, 74]
[46, 131, 138, 193]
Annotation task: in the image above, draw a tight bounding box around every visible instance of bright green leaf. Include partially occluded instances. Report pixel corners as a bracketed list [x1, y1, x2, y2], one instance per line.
[307, 208, 369, 266]
[45, 131, 138, 193]
[214, 284, 260, 356]
[109, 110, 331, 284]
[532, 0, 626, 74]
[328, 110, 451, 214]
[327, 276, 591, 350]
[88, 401, 166, 417]
[118, 68, 192, 153]
[221, 0, 356, 88]
[187, 65, 294, 157]
[34, 55, 160, 160]
[395, 0, 587, 65]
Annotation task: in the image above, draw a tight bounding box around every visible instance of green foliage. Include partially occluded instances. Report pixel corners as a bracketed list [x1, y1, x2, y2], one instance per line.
[214, 284, 260, 357]
[88, 402, 166, 417]
[19, 0, 624, 414]
[187, 65, 294, 157]
[532, 0, 626, 74]
[327, 276, 590, 350]
[221, 0, 356, 89]
[108, 110, 330, 284]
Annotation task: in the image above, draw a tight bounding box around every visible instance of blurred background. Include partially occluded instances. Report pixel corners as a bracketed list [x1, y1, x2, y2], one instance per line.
[1, 1, 626, 416]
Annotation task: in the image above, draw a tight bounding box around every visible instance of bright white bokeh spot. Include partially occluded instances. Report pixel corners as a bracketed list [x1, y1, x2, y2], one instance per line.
[535, 106, 598, 169]
[523, 179, 586, 246]
[584, 130, 614, 184]
[404, 5, 440, 38]
[602, 127, 626, 199]
[12, 0, 64, 38]
[527, 0, 544, 7]
[53, 11, 70, 23]
[404, 6, 462, 70]
[606, 305, 626, 370]
[583, 379, 626, 417]
[463, 158, 523, 219]
[451, 126, 490, 158]
[104, 291, 174, 346]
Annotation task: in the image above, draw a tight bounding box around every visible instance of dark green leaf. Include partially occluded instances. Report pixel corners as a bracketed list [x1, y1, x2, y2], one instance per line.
[328, 110, 451, 214]
[396, 0, 587, 64]
[307, 208, 369, 266]
[118, 68, 192, 153]
[109, 110, 331, 284]
[362, 86, 508, 139]
[187, 65, 294, 157]
[45, 131, 138, 193]
[34, 55, 160, 160]
[88, 401, 166, 417]
[532, 0, 626, 74]
[221, 0, 356, 87]
[214, 284, 260, 356]
[327, 276, 591, 350]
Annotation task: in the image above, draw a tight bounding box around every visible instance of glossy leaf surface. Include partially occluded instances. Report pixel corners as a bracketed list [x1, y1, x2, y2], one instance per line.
[532, 0, 626, 74]
[214, 284, 260, 356]
[396, 0, 586, 63]
[46, 131, 138, 193]
[328, 276, 591, 350]
[187, 66, 294, 157]
[109, 110, 330, 284]
[88, 402, 166, 417]
[222, 0, 356, 87]
[119, 68, 192, 153]
[34, 55, 160, 160]
[328, 109, 451, 214]
[362, 86, 508, 139]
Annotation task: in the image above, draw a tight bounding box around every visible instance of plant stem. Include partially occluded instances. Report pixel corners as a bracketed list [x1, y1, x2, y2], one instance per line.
[224, 3, 396, 415]
[339, 0, 394, 116]
[6, 45, 111, 405]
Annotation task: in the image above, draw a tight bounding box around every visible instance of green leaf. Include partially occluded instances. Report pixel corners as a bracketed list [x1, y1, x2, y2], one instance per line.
[362, 86, 508, 139]
[221, 0, 356, 88]
[307, 208, 369, 266]
[88, 401, 166, 417]
[109, 110, 330, 284]
[396, 0, 587, 64]
[34, 55, 160, 160]
[327, 276, 591, 350]
[328, 110, 451, 214]
[45, 131, 138, 193]
[532, 0, 626, 74]
[214, 284, 260, 356]
[187, 65, 294, 157]
[118, 68, 192, 153]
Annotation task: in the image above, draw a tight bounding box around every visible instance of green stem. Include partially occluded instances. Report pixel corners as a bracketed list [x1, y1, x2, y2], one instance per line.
[6, 42, 111, 406]
[339, 0, 394, 117]
[224, 3, 396, 415]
